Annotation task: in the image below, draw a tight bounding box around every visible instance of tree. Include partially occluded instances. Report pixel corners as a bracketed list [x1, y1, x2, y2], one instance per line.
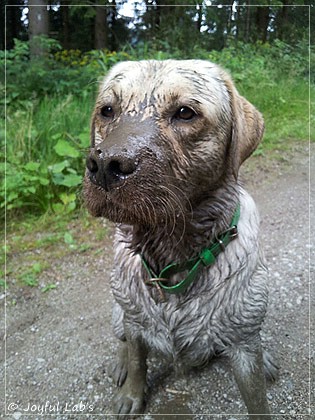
[140, 1, 203, 53]
[244, 2, 251, 43]
[1, 1, 312, 54]
[255, 6, 270, 43]
[203, 2, 233, 50]
[61, 5, 70, 49]
[1, 1, 27, 50]
[28, 0, 49, 58]
[94, 3, 107, 49]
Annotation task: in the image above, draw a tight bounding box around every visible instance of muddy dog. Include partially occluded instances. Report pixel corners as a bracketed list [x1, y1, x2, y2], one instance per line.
[84, 60, 278, 419]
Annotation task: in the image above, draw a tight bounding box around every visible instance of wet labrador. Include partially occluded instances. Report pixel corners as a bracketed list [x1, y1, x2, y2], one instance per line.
[84, 60, 278, 419]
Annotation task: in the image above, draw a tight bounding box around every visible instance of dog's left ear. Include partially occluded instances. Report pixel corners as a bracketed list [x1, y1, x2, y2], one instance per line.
[224, 77, 264, 178]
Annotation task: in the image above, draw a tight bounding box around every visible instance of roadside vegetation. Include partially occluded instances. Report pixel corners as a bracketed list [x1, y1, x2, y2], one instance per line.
[2, 39, 313, 216]
[1, 37, 314, 291]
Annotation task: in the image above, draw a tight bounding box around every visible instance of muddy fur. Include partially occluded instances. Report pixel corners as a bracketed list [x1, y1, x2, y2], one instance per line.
[83, 60, 278, 419]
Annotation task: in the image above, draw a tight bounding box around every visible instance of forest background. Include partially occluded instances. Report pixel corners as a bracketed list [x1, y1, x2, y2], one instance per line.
[1, 2, 314, 282]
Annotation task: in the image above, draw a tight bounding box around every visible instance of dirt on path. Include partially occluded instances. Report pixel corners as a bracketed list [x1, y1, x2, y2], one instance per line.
[1, 143, 314, 420]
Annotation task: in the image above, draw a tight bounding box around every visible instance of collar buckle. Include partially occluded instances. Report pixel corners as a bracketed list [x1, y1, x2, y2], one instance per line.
[145, 277, 169, 285]
[221, 225, 238, 239]
[230, 225, 238, 238]
[144, 278, 167, 302]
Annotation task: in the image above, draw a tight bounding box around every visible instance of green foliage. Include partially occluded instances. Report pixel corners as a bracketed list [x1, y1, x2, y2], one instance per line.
[2, 91, 93, 216]
[209, 41, 313, 148]
[1, 38, 313, 221]
[18, 262, 46, 287]
[0, 38, 132, 112]
[41, 283, 57, 293]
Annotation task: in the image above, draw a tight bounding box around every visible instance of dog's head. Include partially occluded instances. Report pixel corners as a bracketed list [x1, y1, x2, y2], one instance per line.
[84, 60, 264, 225]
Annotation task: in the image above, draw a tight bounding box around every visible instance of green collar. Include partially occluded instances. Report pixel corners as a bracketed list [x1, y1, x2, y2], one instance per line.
[141, 204, 240, 300]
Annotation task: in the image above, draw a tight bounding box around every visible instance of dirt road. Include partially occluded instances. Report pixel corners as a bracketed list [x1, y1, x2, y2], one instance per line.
[1, 143, 314, 419]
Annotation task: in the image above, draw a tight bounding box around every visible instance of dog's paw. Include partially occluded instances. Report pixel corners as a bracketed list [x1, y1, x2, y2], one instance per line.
[263, 349, 279, 382]
[113, 384, 145, 416]
[108, 360, 128, 387]
[108, 342, 129, 387]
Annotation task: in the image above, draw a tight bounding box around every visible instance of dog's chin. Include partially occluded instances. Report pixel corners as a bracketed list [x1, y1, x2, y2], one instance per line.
[83, 177, 168, 226]
[85, 199, 162, 226]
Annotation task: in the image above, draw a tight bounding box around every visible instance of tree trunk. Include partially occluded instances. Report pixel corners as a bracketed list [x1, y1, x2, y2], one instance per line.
[227, 4, 233, 37]
[255, 6, 270, 43]
[196, 3, 203, 33]
[108, 2, 118, 51]
[94, 4, 107, 50]
[61, 4, 70, 49]
[245, 1, 251, 42]
[5, 6, 19, 49]
[278, 0, 289, 40]
[28, 0, 49, 58]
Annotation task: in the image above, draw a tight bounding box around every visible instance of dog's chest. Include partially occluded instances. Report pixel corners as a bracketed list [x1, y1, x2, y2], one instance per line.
[111, 262, 246, 365]
[139, 295, 221, 364]
[110, 193, 267, 364]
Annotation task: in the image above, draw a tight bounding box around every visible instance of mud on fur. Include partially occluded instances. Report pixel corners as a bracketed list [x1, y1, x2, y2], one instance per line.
[84, 59, 279, 419]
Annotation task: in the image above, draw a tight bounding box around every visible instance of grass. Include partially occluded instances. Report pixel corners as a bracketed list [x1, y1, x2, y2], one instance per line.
[246, 79, 313, 150]
[5, 93, 94, 164]
[232, 50, 314, 151]
[2, 210, 110, 292]
[3, 93, 95, 215]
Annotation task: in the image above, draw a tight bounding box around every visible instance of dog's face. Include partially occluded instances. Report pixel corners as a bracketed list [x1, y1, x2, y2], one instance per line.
[84, 60, 264, 225]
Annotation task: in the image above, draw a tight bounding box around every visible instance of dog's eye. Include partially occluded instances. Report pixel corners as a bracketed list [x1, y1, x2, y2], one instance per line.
[174, 106, 196, 121]
[100, 105, 115, 118]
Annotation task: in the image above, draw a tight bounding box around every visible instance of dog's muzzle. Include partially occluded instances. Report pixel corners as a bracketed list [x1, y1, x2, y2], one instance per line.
[86, 150, 138, 191]
[86, 117, 160, 191]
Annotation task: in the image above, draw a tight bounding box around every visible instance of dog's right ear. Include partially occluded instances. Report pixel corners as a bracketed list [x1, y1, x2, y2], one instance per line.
[224, 77, 264, 178]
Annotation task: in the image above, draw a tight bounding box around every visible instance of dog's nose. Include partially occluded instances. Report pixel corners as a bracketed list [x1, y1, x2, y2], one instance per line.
[86, 150, 138, 191]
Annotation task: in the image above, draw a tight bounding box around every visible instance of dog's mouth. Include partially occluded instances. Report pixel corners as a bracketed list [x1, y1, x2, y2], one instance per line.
[83, 168, 190, 228]
[84, 143, 177, 224]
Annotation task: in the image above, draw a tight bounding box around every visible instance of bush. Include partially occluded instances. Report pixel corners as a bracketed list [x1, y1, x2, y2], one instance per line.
[0, 38, 133, 113]
[2, 94, 92, 217]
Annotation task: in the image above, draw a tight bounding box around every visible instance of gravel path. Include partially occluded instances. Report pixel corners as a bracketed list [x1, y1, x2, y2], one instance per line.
[1, 144, 314, 420]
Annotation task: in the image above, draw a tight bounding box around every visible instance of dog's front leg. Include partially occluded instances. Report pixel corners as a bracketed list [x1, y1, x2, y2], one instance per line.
[229, 339, 272, 420]
[113, 335, 147, 416]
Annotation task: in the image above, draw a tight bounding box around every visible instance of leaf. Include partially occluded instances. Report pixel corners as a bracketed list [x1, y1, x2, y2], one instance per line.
[52, 203, 64, 213]
[78, 131, 90, 148]
[41, 284, 57, 293]
[67, 202, 76, 213]
[56, 173, 82, 187]
[39, 177, 49, 186]
[54, 139, 80, 158]
[51, 133, 62, 141]
[23, 274, 38, 287]
[24, 161, 40, 171]
[52, 173, 65, 186]
[64, 232, 75, 244]
[67, 167, 78, 174]
[27, 186, 36, 194]
[7, 192, 18, 202]
[32, 263, 42, 273]
[49, 160, 69, 174]
[59, 192, 76, 205]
